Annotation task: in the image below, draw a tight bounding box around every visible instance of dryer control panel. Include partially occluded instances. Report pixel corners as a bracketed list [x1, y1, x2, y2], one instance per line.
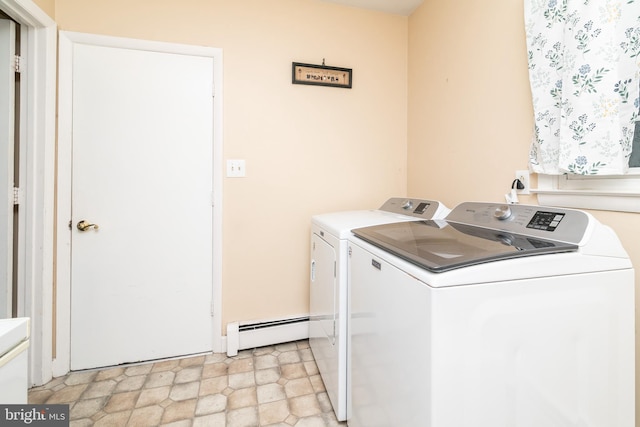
[379, 197, 449, 219]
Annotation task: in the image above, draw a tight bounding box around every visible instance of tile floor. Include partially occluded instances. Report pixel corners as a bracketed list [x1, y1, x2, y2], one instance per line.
[28, 340, 347, 427]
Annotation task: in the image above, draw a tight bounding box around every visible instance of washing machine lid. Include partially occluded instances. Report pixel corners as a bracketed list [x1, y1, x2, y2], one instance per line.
[352, 220, 578, 273]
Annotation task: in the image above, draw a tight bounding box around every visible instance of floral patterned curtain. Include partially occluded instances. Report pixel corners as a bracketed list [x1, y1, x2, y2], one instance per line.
[525, 0, 640, 175]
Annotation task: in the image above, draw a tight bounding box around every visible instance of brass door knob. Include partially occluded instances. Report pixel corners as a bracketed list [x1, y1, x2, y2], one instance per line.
[77, 220, 99, 231]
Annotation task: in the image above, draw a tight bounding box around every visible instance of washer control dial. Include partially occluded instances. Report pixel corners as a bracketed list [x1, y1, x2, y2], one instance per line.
[401, 200, 413, 210]
[494, 205, 512, 220]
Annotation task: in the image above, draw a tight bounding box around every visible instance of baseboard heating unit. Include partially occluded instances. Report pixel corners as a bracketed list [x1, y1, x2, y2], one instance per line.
[226, 316, 309, 356]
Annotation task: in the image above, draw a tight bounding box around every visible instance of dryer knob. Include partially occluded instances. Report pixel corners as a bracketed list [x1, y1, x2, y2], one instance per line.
[401, 200, 413, 210]
[494, 205, 512, 220]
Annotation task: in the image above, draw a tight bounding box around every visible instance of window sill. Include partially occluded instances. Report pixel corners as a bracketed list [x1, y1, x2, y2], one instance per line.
[534, 175, 640, 213]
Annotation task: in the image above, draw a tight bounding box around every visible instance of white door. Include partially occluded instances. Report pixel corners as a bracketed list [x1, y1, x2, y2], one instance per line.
[70, 43, 215, 370]
[0, 19, 15, 319]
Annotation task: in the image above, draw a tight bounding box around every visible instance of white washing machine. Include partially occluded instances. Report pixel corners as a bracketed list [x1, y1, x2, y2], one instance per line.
[348, 202, 634, 427]
[310, 197, 449, 421]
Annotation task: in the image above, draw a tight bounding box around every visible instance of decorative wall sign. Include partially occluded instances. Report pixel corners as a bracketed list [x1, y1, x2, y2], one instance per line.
[292, 62, 352, 89]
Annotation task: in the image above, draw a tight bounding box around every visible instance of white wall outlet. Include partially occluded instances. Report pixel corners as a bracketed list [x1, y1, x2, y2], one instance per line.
[227, 159, 246, 177]
[515, 170, 530, 195]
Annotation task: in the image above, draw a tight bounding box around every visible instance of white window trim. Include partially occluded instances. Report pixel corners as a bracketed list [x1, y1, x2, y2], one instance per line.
[535, 171, 640, 213]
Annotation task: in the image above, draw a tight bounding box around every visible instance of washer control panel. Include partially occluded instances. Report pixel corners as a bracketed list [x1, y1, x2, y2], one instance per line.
[446, 202, 590, 244]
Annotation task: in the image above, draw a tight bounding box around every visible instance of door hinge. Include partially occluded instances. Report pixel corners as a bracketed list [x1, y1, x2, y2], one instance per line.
[13, 55, 23, 73]
[12, 187, 21, 205]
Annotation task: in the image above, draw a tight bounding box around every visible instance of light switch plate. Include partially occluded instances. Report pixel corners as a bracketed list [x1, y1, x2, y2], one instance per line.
[227, 159, 246, 177]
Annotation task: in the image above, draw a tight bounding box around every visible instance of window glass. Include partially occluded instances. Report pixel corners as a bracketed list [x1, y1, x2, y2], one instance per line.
[628, 79, 640, 167]
[630, 120, 640, 168]
[536, 55, 640, 212]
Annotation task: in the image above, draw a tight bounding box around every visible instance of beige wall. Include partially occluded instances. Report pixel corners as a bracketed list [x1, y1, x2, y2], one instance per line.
[407, 0, 534, 205]
[53, 0, 408, 326]
[408, 1, 639, 423]
[32, 0, 54, 19]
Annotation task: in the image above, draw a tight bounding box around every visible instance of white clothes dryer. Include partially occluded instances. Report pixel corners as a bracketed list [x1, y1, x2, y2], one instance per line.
[309, 198, 449, 421]
[348, 202, 634, 427]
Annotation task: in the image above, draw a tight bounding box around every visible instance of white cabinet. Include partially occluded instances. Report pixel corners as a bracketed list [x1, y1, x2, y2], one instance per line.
[0, 318, 30, 404]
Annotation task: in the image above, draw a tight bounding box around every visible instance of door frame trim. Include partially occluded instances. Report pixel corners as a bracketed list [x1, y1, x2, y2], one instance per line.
[0, 19, 17, 319]
[0, 0, 56, 386]
[56, 31, 224, 376]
